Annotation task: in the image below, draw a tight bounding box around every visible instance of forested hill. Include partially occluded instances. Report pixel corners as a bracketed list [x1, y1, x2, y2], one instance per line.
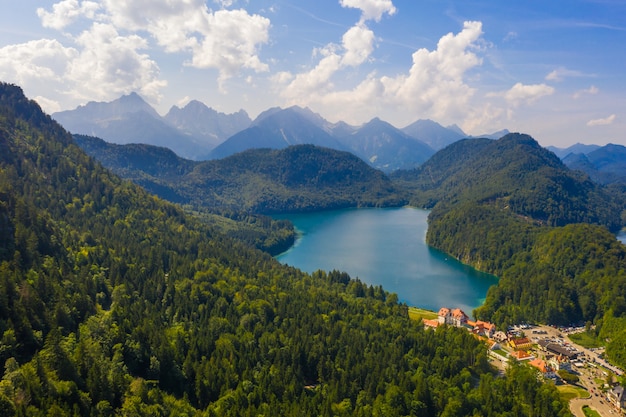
[394, 132, 626, 368]
[75, 135, 406, 213]
[1, 82, 572, 416]
[394, 133, 624, 231]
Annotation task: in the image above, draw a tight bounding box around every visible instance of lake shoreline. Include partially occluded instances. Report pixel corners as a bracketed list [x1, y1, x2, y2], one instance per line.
[273, 207, 499, 314]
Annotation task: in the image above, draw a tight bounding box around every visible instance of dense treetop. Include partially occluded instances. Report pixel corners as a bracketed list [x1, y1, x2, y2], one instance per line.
[75, 135, 407, 214]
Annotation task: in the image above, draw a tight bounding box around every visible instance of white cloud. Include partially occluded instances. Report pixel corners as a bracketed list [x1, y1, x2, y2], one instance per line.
[380, 21, 484, 120]
[37, 0, 100, 30]
[278, 18, 377, 100]
[339, 0, 396, 22]
[545, 67, 586, 82]
[0, 24, 166, 107]
[281, 54, 343, 99]
[0, 39, 77, 85]
[190, 10, 270, 79]
[68, 23, 166, 102]
[503, 82, 555, 106]
[587, 114, 616, 126]
[214, 0, 235, 7]
[572, 85, 598, 99]
[276, 20, 486, 126]
[100, 1, 270, 82]
[177, 96, 192, 108]
[341, 24, 375, 66]
[25, 0, 271, 105]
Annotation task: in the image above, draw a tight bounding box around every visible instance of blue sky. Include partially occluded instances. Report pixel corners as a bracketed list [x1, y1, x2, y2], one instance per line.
[1, 0, 624, 147]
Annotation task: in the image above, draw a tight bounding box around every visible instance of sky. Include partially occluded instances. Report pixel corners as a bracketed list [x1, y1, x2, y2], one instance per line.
[1, 0, 625, 148]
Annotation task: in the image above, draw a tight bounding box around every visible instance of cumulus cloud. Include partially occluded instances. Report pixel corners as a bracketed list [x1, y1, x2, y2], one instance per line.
[278, 16, 377, 100]
[587, 114, 616, 126]
[190, 9, 270, 81]
[0, 25, 165, 107]
[34, 96, 62, 114]
[27, 0, 271, 102]
[0, 39, 77, 84]
[100, 1, 270, 78]
[341, 24, 375, 67]
[37, 0, 100, 30]
[340, 0, 396, 22]
[276, 20, 486, 125]
[380, 21, 484, 120]
[503, 82, 555, 107]
[68, 23, 166, 101]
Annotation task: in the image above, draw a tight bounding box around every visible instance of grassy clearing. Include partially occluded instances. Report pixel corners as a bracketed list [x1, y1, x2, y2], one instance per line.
[408, 307, 437, 322]
[492, 348, 508, 358]
[582, 405, 602, 417]
[568, 332, 604, 349]
[557, 385, 589, 401]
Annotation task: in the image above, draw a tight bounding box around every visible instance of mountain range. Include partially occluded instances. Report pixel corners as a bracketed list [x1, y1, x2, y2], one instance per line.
[561, 144, 626, 185]
[52, 93, 508, 172]
[52, 93, 252, 160]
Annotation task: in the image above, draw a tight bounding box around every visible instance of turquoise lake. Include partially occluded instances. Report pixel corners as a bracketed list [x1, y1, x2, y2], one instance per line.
[275, 207, 499, 315]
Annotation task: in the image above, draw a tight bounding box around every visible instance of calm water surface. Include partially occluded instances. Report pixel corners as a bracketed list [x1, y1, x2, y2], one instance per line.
[275, 207, 498, 314]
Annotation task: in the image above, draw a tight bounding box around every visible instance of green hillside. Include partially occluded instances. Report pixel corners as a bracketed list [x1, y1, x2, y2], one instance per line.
[75, 135, 406, 214]
[0, 84, 571, 415]
[397, 133, 626, 368]
[396, 134, 624, 230]
[73, 135, 296, 255]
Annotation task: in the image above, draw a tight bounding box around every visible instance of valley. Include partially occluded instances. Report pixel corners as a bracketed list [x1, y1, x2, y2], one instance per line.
[2, 82, 626, 416]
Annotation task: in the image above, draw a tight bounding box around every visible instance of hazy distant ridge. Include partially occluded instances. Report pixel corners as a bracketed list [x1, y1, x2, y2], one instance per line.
[54, 93, 508, 171]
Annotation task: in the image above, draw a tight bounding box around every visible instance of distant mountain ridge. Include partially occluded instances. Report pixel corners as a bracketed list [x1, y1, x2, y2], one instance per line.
[164, 100, 251, 149]
[336, 117, 435, 171]
[547, 143, 601, 159]
[53, 93, 509, 171]
[210, 107, 439, 172]
[208, 106, 347, 160]
[561, 143, 626, 184]
[53, 93, 251, 160]
[401, 119, 464, 150]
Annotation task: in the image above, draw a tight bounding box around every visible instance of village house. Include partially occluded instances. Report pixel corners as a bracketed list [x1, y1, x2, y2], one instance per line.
[451, 308, 468, 327]
[536, 339, 578, 360]
[608, 385, 626, 411]
[510, 350, 534, 361]
[437, 307, 469, 327]
[437, 307, 451, 325]
[492, 330, 508, 343]
[509, 337, 533, 350]
[467, 320, 497, 338]
[423, 318, 439, 329]
[548, 354, 572, 372]
[528, 358, 556, 379]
